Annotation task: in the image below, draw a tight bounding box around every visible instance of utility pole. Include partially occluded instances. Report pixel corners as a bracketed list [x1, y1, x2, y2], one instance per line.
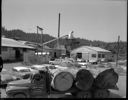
[116, 35, 120, 67]
[37, 26, 43, 54]
[0, 30, 1, 55]
[41, 29, 43, 46]
[37, 26, 38, 34]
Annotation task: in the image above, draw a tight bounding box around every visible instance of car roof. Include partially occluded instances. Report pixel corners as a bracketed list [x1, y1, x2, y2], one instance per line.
[32, 65, 45, 68]
[13, 66, 30, 71]
[55, 65, 68, 69]
[41, 64, 54, 66]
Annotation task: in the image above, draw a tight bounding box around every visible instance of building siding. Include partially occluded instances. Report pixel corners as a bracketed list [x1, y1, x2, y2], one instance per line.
[71, 46, 111, 62]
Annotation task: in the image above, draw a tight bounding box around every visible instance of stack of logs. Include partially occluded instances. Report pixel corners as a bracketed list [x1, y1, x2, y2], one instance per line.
[48, 68, 119, 98]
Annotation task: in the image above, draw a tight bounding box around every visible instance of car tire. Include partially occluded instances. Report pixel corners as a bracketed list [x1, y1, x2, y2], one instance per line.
[13, 93, 26, 98]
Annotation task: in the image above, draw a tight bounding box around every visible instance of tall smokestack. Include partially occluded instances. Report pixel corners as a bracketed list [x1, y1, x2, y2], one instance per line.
[58, 13, 61, 38]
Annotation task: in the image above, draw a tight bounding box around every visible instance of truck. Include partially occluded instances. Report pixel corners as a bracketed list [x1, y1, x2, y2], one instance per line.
[5, 68, 80, 98]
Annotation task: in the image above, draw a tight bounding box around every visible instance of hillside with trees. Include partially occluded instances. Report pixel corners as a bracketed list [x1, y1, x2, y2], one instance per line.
[2, 27, 127, 60]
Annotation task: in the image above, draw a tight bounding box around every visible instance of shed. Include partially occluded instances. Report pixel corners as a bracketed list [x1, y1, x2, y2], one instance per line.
[70, 46, 111, 62]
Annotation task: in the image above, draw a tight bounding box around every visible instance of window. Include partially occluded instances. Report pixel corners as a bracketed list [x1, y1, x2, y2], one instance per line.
[92, 54, 96, 58]
[102, 54, 105, 58]
[98, 54, 101, 58]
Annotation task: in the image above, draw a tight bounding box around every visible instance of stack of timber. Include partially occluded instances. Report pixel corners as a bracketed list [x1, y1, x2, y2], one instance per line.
[47, 65, 119, 98]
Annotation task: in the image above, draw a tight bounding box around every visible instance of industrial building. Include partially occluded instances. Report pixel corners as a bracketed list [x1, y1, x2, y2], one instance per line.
[70, 46, 111, 62]
[1, 37, 35, 61]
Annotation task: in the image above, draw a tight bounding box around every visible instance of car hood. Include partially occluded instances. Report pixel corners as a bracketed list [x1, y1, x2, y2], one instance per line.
[8, 79, 31, 87]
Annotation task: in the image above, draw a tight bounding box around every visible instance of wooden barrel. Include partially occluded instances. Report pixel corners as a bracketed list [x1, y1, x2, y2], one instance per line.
[75, 69, 94, 91]
[51, 69, 74, 92]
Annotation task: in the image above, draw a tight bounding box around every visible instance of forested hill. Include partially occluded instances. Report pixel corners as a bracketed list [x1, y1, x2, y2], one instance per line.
[2, 27, 127, 59]
[2, 27, 55, 44]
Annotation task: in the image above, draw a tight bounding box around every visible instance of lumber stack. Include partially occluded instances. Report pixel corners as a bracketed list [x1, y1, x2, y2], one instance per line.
[47, 66, 119, 98]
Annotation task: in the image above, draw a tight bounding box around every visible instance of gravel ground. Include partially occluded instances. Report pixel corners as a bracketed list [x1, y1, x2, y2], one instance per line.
[1, 62, 126, 98]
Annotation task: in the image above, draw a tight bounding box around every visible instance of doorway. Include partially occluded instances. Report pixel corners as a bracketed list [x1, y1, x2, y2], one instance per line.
[15, 49, 21, 60]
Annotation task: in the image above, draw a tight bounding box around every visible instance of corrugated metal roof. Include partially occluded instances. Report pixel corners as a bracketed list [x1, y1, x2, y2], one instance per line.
[85, 46, 110, 52]
[71, 46, 110, 53]
[2, 37, 34, 49]
[71, 46, 94, 53]
[18, 40, 52, 49]
[54, 44, 66, 50]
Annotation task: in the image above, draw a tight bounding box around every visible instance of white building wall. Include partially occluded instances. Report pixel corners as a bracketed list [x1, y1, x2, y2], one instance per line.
[71, 50, 99, 62]
[82, 53, 89, 60]
[23, 50, 35, 63]
[71, 46, 111, 62]
[88, 51, 98, 62]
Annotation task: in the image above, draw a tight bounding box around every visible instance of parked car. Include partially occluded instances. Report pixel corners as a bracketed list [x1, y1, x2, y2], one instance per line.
[77, 61, 88, 66]
[49, 59, 63, 65]
[54, 65, 68, 69]
[89, 59, 98, 64]
[1, 74, 19, 85]
[43, 64, 56, 70]
[31, 64, 56, 70]
[12, 66, 36, 79]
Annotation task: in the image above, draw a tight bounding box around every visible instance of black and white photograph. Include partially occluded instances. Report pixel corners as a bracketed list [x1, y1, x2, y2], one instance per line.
[0, 0, 127, 98]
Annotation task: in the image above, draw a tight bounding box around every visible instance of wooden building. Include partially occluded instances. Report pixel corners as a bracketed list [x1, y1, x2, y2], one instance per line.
[70, 46, 111, 62]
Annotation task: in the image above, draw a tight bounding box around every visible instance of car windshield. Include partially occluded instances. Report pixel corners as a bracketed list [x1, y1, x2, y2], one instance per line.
[31, 67, 37, 70]
[20, 69, 30, 72]
[49, 65, 56, 69]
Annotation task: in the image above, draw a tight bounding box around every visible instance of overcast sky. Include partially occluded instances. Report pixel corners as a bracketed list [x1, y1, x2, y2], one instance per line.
[2, 0, 127, 42]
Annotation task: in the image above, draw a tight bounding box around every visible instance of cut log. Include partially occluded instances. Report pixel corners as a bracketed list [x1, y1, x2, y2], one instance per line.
[94, 68, 119, 90]
[51, 69, 74, 92]
[75, 69, 94, 91]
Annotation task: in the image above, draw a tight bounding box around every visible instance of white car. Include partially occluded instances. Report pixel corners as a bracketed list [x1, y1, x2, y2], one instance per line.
[31, 65, 46, 70]
[31, 64, 56, 70]
[77, 62, 88, 66]
[12, 66, 36, 79]
[54, 65, 68, 69]
[12, 66, 36, 72]
[120, 66, 126, 71]
[89, 59, 98, 64]
[1, 74, 19, 84]
[49, 59, 63, 65]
